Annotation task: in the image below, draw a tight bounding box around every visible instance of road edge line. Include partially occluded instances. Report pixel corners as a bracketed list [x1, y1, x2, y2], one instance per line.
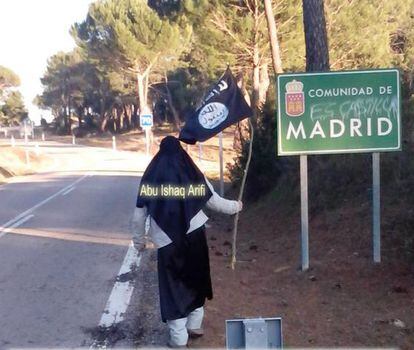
[98, 241, 141, 329]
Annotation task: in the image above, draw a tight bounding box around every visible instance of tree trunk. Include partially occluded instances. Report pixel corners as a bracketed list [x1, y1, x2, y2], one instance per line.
[62, 104, 68, 133]
[302, 0, 330, 72]
[132, 103, 138, 128]
[252, 42, 260, 117]
[118, 106, 124, 131]
[258, 63, 270, 109]
[67, 96, 72, 134]
[101, 112, 109, 132]
[100, 98, 108, 132]
[251, 1, 260, 123]
[112, 108, 118, 133]
[144, 74, 149, 106]
[164, 71, 181, 130]
[233, 73, 251, 151]
[264, 0, 283, 74]
[124, 104, 131, 130]
[137, 73, 148, 113]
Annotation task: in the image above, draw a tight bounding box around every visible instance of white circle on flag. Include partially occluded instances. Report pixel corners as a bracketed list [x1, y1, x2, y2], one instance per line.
[198, 102, 229, 129]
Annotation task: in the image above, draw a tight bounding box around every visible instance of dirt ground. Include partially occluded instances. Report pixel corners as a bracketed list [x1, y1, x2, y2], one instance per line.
[0, 145, 54, 184]
[190, 190, 414, 349]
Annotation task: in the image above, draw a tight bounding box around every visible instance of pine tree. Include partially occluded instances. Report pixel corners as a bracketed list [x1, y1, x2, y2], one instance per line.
[303, 0, 330, 71]
[180, 0, 304, 108]
[325, 0, 414, 71]
[39, 51, 84, 133]
[0, 91, 27, 126]
[72, 0, 191, 114]
[0, 66, 20, 90]
[0, 65, 20, 103]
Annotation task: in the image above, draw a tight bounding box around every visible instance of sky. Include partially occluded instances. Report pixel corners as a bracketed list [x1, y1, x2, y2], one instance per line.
[0, 0, 93, 124]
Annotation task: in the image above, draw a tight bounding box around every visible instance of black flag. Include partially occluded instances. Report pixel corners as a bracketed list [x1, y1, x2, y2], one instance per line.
[179, 68, 253, 144]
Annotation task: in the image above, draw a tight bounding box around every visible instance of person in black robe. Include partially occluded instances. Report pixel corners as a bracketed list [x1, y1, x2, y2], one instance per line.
[134, 136, 242, 347]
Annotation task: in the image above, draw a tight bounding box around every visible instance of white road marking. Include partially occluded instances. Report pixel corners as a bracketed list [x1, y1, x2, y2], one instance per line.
[0, 214, 34, 238]
[98, 242, 141, 328]
[61, 186, 76, 196]
[0, 173, 91, 236]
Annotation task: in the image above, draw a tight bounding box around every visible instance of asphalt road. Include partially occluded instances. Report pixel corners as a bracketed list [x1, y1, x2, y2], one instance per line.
[0, 141, 149, 349]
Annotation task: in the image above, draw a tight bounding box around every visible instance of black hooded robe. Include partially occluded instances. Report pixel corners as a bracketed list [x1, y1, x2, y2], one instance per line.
[136, 136, 213, 322]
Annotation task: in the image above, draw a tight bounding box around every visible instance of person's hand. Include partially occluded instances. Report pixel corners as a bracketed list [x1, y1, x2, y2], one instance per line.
[238, 200, 243, 211]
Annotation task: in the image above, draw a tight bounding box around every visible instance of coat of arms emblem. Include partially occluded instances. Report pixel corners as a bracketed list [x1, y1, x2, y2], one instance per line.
[285, 80, 304, 117]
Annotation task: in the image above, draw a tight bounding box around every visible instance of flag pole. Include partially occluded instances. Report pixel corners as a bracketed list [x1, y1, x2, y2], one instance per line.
[219, 132, 224, 196]
[231, 118, 254, 269]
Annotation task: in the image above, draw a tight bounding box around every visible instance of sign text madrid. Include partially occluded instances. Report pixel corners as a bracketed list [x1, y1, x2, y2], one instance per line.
[277, 69, 401, 155]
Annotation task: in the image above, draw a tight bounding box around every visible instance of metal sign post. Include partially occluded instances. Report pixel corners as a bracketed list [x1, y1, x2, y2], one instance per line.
[219, 132, 224, 196]
[300, 155, 309, 270]
[145, 128, 150, 157]
[372, 152, 381, 263]
[140, 111, 153, 157]
[276, 69, 401, 268]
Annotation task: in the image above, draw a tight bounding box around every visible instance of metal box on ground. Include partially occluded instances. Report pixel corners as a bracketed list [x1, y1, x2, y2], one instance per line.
[226, 317, 282, 349]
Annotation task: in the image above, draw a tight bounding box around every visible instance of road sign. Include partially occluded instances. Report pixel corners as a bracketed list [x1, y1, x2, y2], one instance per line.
[140, 114, 153, 128]
[277, 69, 401, 155]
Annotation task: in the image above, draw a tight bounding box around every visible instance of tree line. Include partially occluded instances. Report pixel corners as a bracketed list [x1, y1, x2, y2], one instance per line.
[35, 0, 414, 136]
[0, 65, 27, 126]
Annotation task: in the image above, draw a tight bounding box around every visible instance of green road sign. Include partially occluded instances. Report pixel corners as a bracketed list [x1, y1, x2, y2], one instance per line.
[277, 69, 401, 155]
